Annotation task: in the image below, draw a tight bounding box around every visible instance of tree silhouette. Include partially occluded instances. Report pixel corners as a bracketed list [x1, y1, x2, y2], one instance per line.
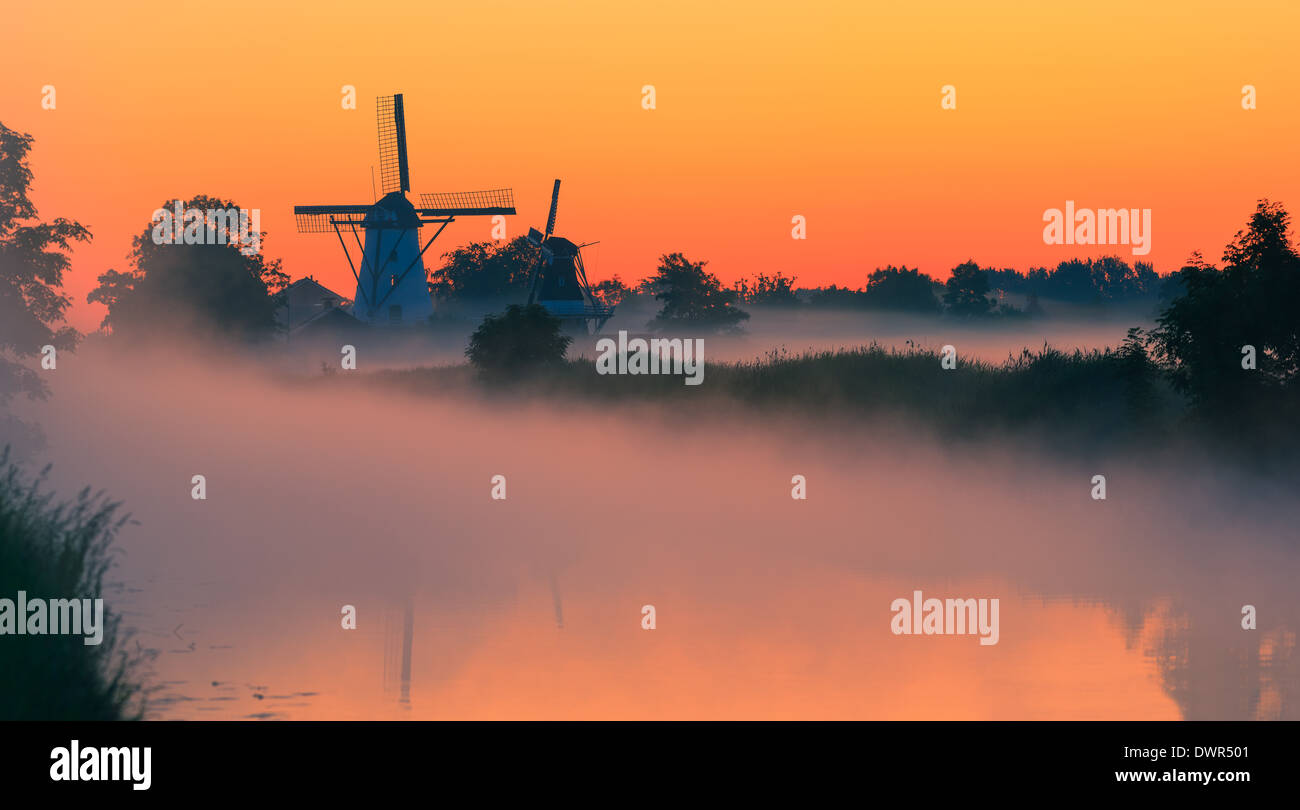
[87, 195, 286, 341]
[592, 274, 631, 307]
[466, 304, 571, 377]
[984, 258, 1160, 303]
[864, 265, 941, 313]
[806, 284, 868, 308]
[942, 261, 994, 317]
[734, 271, 799, 305]
[0, 122, 89, 454]
[648, 253, 749, 333]
[430, 236, 535, 303]
[1149, 200, 1300, 415]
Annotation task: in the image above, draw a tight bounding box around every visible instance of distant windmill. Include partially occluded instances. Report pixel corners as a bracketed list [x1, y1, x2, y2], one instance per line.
[525, 180, 615, 333]
[294, 93, 516, 325]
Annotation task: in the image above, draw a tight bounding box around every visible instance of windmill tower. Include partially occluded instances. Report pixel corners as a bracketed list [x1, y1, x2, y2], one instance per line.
[294, 93, 516, 325]
[525, 180, 615, 334]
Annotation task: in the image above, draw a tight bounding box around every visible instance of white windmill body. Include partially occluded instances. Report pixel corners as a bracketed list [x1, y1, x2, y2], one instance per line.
[294, 93, 516, 326]
[353, 193, 435, 324]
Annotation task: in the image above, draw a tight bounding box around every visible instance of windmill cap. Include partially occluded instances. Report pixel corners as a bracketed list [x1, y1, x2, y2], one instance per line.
[544, 235, 579, 256]
[366, 191, 421, 228]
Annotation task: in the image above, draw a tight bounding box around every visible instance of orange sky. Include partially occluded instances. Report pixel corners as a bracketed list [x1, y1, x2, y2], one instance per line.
[3, 0, 1298, 332]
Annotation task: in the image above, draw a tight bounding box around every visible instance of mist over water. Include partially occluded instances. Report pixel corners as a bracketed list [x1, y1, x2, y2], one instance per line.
[276, 304, 1161, 371]
[587, 303, 1160, 364]
[17, 315, 1298, 720]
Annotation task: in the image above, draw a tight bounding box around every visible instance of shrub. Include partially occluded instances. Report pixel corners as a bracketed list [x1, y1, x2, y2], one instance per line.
[466, 304, 572, 377]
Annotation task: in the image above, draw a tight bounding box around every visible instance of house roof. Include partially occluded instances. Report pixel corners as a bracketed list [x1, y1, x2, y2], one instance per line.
[293, 304, 367, 336]
[276, 277, 354, 332]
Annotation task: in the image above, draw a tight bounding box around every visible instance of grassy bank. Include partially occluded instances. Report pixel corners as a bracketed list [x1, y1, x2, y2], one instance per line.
[0, 451, 143, 720]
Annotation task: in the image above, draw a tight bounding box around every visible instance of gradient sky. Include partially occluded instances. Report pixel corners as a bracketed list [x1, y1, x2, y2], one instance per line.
[3, 0, 1298, 331]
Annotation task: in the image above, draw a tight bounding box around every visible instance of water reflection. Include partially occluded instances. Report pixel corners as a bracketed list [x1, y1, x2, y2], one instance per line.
[115, 570, 1297, 720]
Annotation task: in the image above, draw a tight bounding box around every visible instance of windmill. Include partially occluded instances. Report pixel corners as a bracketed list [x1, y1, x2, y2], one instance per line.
[294, 93, 516, 325]
[525, 180, 615, 334]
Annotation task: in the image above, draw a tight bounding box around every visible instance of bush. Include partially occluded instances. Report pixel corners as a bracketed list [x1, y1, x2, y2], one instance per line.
[466, 304, 572, 377]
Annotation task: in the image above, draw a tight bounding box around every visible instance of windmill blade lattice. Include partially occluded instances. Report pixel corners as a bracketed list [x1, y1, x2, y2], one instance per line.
[377, 94, 411, 195]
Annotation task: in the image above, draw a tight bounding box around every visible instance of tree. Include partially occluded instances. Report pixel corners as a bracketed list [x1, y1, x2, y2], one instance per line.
[592, 274, 631, 307]
[806, 284, 867, 308]
[1149, 200, 1300, 414]
[986, 266, 1030, 294]
[942, 261, 994, 317]
[0, 122, 90, 454]
[430, 236, 536, 303]
[1045, 258, 1096, 302]
[87, 195, 286, 341]
[734, 271, 799, 305]
[466, 303, 572, 377]
[1132, 261, 1161, 298]
[647, 253, 749, 332]
[863, 265, 941, 313]
[1112, 326, 1160, 427]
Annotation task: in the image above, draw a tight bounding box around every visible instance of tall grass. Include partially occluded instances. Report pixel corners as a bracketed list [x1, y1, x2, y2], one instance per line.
[0, 449, 144, 720]
[345, 341, 1294, 466]
[371, 343, 1163, 429]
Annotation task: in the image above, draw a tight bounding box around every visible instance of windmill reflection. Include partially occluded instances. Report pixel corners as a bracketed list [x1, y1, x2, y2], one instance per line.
[382, 601, 415, 709]
[549, 571, 564, 630]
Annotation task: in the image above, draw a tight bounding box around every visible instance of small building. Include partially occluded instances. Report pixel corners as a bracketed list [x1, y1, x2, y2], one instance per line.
[275, 277, 365, 338]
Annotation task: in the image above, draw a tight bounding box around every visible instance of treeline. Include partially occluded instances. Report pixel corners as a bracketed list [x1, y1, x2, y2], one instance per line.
[985, 258, 1172, 303]
[575, 256, 1172, 327]
[724, 256, 1174, 313]
[434, 245, 1176, 327]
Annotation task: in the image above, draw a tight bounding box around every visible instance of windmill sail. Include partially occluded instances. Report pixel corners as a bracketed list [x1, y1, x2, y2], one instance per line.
[545, 179, 560, 236]
[293, 204, 371, 233]
[377, 94, 410, 194]
[417, 189, 516, 216]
